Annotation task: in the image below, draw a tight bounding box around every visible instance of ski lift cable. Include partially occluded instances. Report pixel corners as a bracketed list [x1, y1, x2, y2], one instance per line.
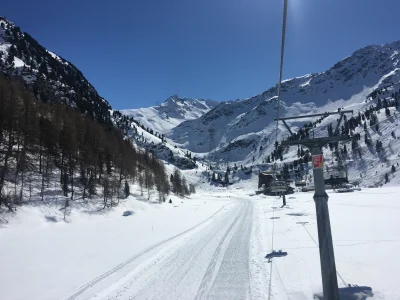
[267, 195, 277, 300]
[273, 259, 290, 298]
[273, 0, 288, 174]
[271, 0, 288, 252]
[268, 3, 288, 299]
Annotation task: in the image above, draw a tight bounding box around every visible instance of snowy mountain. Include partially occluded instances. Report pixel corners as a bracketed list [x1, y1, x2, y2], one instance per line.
[121, 95, 218, 134]
[119, 40, 400, 187]
[166, 41, 400, 163]
[0, 17, 111, 124]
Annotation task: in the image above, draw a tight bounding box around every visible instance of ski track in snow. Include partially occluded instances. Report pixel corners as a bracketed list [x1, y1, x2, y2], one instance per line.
[3, 187, 400, 299]
[70, 198, 256, 300]
[63, 200, 236, 300]
[195, 199, 253, 300]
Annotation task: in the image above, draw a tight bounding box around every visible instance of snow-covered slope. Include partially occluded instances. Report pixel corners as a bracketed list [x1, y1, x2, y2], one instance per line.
[168, 41, 400, 163]
[127, 120, 199, 170]
[121, 95, 218, 134]
[118, 40, 400, 188]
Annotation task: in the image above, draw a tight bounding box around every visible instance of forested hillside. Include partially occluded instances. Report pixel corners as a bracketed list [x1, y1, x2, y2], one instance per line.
[0, 76, 176, 212]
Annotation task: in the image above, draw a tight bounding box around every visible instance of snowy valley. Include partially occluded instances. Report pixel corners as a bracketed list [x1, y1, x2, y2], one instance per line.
[2, 182, 399, 300]
[1, 13, 400, 300]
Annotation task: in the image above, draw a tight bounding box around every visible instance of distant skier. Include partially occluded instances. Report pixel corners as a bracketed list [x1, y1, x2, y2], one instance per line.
[169, 199, 172, 204]
[385, 173, 389, 184]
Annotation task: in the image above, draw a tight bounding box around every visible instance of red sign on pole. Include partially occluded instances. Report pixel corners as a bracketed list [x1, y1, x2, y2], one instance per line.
[312, 154, 323, 169]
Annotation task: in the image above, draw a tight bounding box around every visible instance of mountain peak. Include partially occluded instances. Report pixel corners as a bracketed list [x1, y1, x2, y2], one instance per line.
[164, 94, 181, 103]
[121, 96, 219, 134]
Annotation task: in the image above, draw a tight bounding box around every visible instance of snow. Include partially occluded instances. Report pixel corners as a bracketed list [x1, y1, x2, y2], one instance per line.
[0, 193, 234, 300]
[123, 107, 182, 134]
[127, 119, 198, 168]
[0, 43, 11, 58]
[148, 42, 400, 166]
[263, 187, 400, 299]
[1, 182, 400, 299]
[1, 23, 400, 299]
[13, 56, 25, 68]
[46, 50, 69, 66]
[121, 97, 218, 135]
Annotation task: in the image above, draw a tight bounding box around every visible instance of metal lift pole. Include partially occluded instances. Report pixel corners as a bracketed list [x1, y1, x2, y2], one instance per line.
[276, 111, 352, 300]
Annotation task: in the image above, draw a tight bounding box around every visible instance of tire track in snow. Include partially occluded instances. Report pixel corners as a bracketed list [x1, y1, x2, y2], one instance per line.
[194, 201, 248, 300]
[124, 201, 247, 300]
[195, 199, 253, 300]
[63, 201, 234, 300]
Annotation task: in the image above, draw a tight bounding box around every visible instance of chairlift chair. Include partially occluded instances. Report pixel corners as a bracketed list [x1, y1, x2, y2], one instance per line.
[324, 167, 348, 186]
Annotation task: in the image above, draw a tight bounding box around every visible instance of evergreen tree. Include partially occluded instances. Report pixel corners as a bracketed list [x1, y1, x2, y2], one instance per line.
[182, 176, 190, 195]
[364, 135, 370, 146]
[138, 173, 144, 196]
[377, 98, 382, 110]
[88, 175, 96, 198]
[189, 184, 196, 194]
[144, 167, 154, 200]
[124, 180, 130, 198]
[38, 62, 48, 76]
[172, 168, 183, 195]
[376, 140, 382, 153]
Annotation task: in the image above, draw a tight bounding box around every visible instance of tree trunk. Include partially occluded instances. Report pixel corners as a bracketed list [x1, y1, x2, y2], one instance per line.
[41, 163, 45, 201]
[45, 153, 50, 188]
[39, 133, 42, 174]
[63, 198, 69, 220]
[82, 172, 87, 201]
[20, 169, 24, 201]
[60, 152, 64, 188]
[103, 192, 107, 209]
[0, 131, 15, 211]
[70, 155, 74, 201]
[29, 171, 32, 201]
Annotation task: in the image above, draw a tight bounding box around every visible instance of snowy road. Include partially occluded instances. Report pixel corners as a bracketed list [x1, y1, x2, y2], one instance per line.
[82, 197, 254, 300]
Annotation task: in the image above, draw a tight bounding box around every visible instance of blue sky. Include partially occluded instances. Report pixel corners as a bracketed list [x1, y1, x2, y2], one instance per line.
[2, 0, 400, 109]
